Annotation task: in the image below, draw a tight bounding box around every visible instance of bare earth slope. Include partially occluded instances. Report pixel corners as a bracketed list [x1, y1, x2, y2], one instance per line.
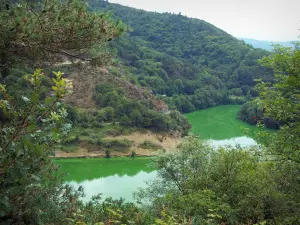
[55, 131, 180, 158]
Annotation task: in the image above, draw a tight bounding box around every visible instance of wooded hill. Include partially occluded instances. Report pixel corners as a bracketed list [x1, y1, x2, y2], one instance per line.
[89, 0, 274, 113]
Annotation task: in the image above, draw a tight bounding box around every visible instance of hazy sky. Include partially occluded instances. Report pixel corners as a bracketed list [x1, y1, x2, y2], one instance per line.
[109, 0, 299, 41]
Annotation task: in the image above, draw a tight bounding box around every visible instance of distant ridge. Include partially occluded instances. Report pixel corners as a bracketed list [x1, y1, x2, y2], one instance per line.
[239, 38, 295, 51]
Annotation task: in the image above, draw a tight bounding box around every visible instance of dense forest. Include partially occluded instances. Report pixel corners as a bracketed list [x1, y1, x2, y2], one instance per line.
[0, 0, 299, 224]
[89, 0, 274, 112]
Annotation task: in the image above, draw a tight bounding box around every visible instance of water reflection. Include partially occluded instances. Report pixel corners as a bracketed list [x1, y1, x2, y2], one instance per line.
[56, 157, 154, 182]
[68, 171, 157, 202]
[57, 158, 156, 202]
[209, 136, 257, 149]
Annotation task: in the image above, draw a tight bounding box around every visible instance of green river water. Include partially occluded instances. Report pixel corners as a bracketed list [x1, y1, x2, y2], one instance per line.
[56, 157, 155, 202]
[57, 105, 260, 202]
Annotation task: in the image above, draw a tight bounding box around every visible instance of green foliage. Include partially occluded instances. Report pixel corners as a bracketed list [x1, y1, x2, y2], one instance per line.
[64, 135, 80, 144]
[239, 101, 263, 124]
[238, 101, 279, 129]
[0, 69, 75, 223]
[95, 138, 133, 152]
[105, 149, 111, 158]
[91, 82, 191, 134]
[71, 197, 154, 224]
[254, 43, 300, 163]
[130, 151, 136, 157]
[0, 1, 126, 222]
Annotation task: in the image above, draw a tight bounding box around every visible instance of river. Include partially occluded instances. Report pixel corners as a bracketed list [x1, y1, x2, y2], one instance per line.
[57, 105, 261, 202]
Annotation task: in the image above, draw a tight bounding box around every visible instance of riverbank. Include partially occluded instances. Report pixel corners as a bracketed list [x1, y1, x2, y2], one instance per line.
[55, 131, 181, 159]
[56, 105, 264, 159]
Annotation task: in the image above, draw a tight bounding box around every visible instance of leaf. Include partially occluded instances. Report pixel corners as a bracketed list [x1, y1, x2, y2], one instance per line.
[24, 138, 33, 149]
[0, 196, 10, 208]
[45, 97, 54, 105]
[27, 124, 37, 132]
[33, 144, 43, 156]
[31, 92, 39, 102]
[51, 132, 60, 141]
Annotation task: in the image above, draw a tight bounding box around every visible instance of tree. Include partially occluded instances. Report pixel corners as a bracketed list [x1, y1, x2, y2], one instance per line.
[0, 0, 124, 77]
[130, 109, 142, 126]
[255, 43, 300, 163]
[174, 79, 183, 94]
[249, 43, 300, 224]
[104, 106, 115, 121]
[0, 69, 77, 223]
[119, 115, 130, 126]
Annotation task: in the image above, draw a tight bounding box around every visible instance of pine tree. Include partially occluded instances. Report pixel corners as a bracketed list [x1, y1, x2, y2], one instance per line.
[0, 0, 125, 77]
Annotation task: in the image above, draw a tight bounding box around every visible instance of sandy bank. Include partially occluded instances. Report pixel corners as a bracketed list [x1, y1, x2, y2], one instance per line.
[55, 132, 181, 159]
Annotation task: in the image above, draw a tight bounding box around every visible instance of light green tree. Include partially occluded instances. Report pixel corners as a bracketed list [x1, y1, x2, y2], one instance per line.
[256, 43, 300, 163]
[0, 69, 78, 223]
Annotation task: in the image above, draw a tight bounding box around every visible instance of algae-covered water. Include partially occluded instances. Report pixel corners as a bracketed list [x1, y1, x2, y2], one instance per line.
[58, 105, 261, 202]
[56, 157, 156, 202]
[185, 105, 260, 147]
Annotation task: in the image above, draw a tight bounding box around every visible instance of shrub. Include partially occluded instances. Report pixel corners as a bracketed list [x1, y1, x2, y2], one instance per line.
[105, 150, 111, 158]
[91, 121, 100, 128]
[96, 139, 132, 152]
[88, 139, 97, 145]
[64, 135, 79, 145]
[139, 140, 163, 150]
[130, 151, 136, 157]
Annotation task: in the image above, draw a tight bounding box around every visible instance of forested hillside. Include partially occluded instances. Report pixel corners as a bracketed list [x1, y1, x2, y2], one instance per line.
[89, 0, 274, 112]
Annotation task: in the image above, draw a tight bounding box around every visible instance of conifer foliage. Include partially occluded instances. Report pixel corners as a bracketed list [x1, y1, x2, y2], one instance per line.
[0, 0, 124, 77]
